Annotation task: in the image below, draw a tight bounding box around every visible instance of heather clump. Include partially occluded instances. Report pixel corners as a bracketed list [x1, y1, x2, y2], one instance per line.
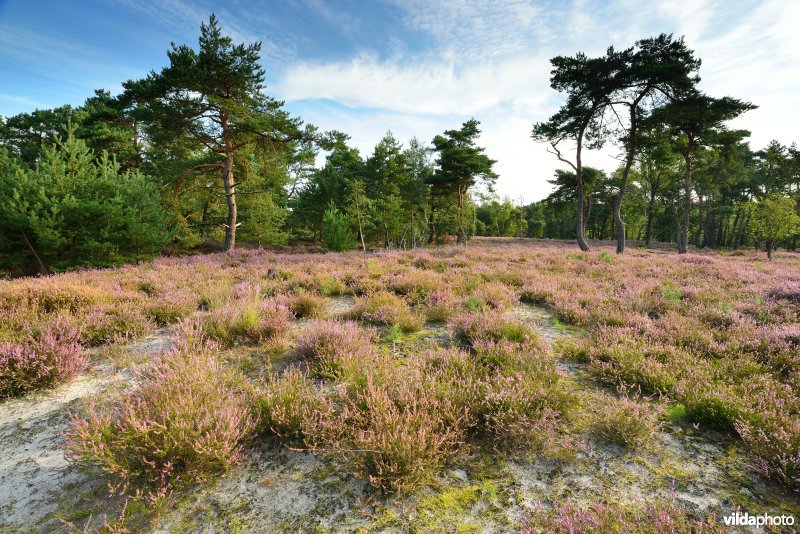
[472, 338, 549, 372]
[311, 374, 469, 493]
[388, 269, 442, 303]
[421, 288, 461, 322]
[590, 386, 658, 448]
[0, 315, 85, 398]
[66, 324, 255, 498]
[256, 367, 334, 446]
[478, 371, 563, 449]
[471, 281, 518, 310]
[283, 290, 326, 318]
[297, 319, 378, 380]
[345, 380, 466, 492]
[205, 294, 294, 345]
[79, 306, 155, 346]
[736, 378, 800, 492]
[350, 290, 424, 332]
[0, 280, 106, 315]
[410, 348, 487, 425]
[451, 310, 538, 347]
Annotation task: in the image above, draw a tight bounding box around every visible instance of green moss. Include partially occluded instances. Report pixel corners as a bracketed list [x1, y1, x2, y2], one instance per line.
[666, 403, 687, 423]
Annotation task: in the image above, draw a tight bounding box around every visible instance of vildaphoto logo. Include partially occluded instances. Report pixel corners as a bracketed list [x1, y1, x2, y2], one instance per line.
[722, 512, 795, 527]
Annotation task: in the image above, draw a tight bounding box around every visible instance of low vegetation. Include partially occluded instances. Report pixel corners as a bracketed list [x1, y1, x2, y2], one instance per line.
[1, 239, 798, 530]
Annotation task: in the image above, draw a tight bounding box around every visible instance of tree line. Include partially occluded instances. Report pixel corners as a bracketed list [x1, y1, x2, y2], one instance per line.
[526, 34, 798, 257]
[1, 17, 797, 274]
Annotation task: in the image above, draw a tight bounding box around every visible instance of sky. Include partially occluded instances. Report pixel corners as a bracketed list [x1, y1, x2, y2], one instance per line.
[1, 0, 798, 202]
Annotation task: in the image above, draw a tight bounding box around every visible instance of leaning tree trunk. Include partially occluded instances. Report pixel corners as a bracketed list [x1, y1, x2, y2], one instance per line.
[575, 137, 590, 252]
[679, 149, 692, 254]
[222, 152, 237, 252]
[357, 218, 366, 252]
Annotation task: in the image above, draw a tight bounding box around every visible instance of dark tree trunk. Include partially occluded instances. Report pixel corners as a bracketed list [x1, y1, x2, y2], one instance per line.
[679, 147, 693, 254]
[695, 194, 704, 247]
[575, 136, 590, 252]
[738, 210, 751, 248]
[456, 186, 467, 247]
[645, 179, 658, 248]
[614, 102, 642, 255]
[672, 203, 682, 246]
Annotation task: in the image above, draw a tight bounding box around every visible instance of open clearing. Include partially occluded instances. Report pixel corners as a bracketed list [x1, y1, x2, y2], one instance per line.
[1, 238, 799, 532]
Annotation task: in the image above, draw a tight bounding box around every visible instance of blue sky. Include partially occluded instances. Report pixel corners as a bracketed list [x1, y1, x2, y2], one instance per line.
[1, 0, 798, 201]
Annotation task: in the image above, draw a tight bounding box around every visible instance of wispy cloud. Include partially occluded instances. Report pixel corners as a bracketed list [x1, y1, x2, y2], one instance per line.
[3, 0, 797, 201]
[276, 0, 800, 201]
[276, 54, 552, 115]
[388, 0, 550, 60]
[107, 0, 293, 65]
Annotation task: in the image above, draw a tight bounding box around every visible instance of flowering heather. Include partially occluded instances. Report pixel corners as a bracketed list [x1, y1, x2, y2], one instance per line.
[471, 281, 518, 310]
[0, 315, 85, 398]
[333, 376, 468, 493]
[451, 310, 540, 347]
[523, 499, 726, 533]
[478, 370, 564, 448]
[256, 367, 334, 446]
[281, 291, 326, 319]
[297, 319, 378, 379]
[0, 280, 106, 315]
[590, 387, 658, 448]
[79, 305, 155, 346]
[297, 319, 373, 360]
[0, 237, 798, 513]
[421, 288, 461, 322]
[66, 329, 255, 497]
[349, 291, 424, 332]
[204, 295, 294, 346]
[387, 268, 442, 303]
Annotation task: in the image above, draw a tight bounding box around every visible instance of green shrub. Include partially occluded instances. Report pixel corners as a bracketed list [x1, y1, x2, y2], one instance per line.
[0, 133, 171, 274]
[590, 388, 656, 448]
[321, 202, 355, 252]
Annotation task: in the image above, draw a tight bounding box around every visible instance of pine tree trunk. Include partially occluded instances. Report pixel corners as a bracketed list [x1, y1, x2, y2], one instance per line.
[576, 174, 590, 252]
[456, 187, 467, 246]
[575, 136, 590, 252]
[614, 102, 643, 255]
[679, 149, 692, 254]
[645, 185, 657, 248]
[695, 195, 704, 247]
[223, 153, 237, 252]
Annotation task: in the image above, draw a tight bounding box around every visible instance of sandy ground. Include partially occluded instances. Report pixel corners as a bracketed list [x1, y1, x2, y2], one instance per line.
[2, 302, 799, 532]
[0, 330, 174, 532]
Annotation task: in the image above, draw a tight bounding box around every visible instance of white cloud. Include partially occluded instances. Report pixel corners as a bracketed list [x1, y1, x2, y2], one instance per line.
[388, 0, 550, 59]
[274, 0, 800, 202]
[275, 54, 552, 116]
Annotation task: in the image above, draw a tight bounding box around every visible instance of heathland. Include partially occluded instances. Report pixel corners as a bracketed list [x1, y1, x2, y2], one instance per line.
[1, 238, 798, 532]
